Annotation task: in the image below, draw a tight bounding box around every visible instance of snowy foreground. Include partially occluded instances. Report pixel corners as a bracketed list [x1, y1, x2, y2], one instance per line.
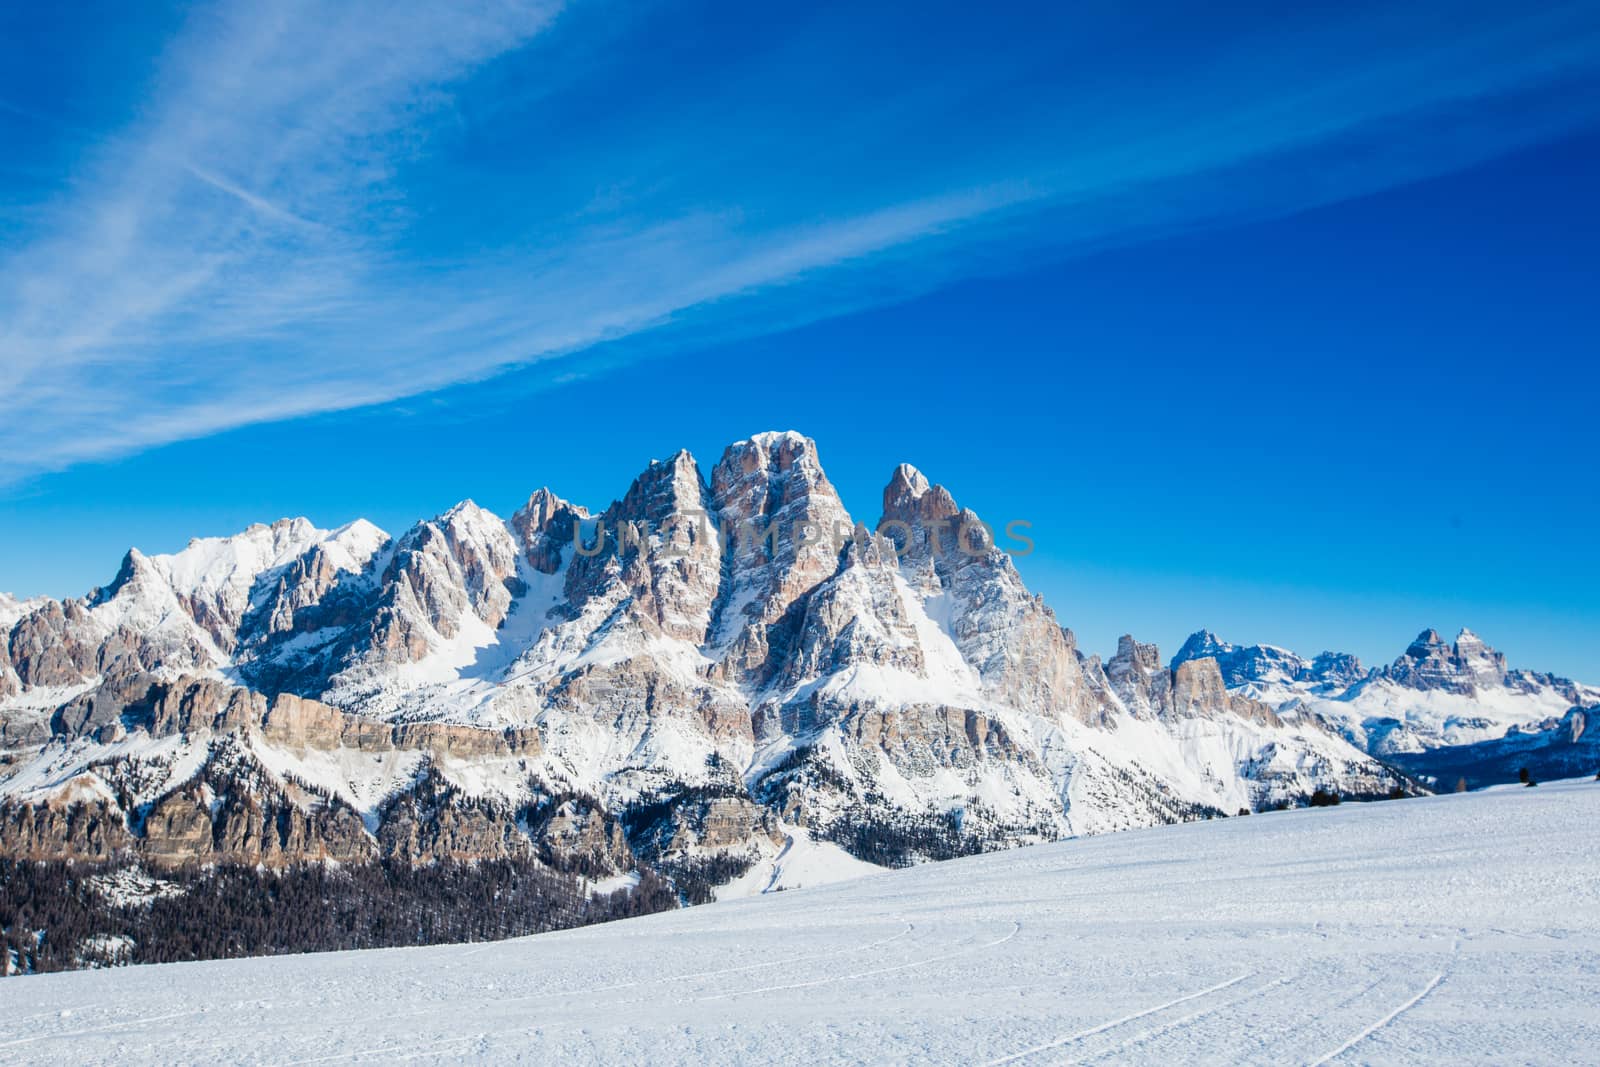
[4, 782, 1599, 1065]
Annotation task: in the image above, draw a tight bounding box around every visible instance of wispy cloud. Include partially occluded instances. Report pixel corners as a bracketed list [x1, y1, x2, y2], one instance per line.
[3, 0, 1600, 484]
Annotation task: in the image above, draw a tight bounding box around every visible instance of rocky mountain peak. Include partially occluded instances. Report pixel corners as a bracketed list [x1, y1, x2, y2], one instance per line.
[1451, 627, 1506, 684]
[741, 428, 817, 454]
[92, 548, 157, 606]
[1112, 634, 1161, 667]
[879, 464, 959, 530]
[1170, 630, 1308, 688]
[1106, 634, 1170, 720]
[568, 451, 724, 643]
[712, 432, 838, 514]
[1386, 626, 1508, 695]
[1171, 629, 1232, 669]
[1406, 628, 1447, 654]
[1307, 650, 1367, 688]
[884, 461, 929, 501]
[514, 488, 574, 527]
[437, 499, 500, 532]
[710, 432, 850, 647]
[511, 489, 587, 574]
[614, 450, 709, 525]
[366, 504, 523, 656]
[871, 463, 1100, 726]
[335, 518, 388, 546]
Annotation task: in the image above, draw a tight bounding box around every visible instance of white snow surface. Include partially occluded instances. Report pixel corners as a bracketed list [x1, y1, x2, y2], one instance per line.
[716, 824, 884, 898]
[4, 780, 1597, 1065]
[149, 519, 380, 612]
[1245, 674, 1598, 754]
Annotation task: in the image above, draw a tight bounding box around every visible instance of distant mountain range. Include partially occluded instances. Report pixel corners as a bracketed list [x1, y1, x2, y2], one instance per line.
[3, 432, 1595, 897]
[1168, 626, 1598, 789]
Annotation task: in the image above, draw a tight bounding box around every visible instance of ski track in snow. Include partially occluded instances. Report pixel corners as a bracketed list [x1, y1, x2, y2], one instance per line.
[3, 781, 1599, 1065]
[1057, 975, 1293, 1064]
[981, 971, 1255, 1065]
[1304, 972, 1447, 1067]
[0, 1009, 212, 1051]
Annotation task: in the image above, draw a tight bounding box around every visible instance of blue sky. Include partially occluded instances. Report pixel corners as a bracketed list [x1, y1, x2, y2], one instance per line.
[2, 1, 1598, 676]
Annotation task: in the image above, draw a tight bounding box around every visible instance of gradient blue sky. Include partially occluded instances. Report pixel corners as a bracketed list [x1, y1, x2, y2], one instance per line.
[2, 1, 1598, 677]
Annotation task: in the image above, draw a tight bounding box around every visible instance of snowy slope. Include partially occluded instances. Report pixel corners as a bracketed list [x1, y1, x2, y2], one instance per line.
[715, 823, 884, 897]
[4, 780, 1597, 1065]
[0, 594, 47, 633]
[1318, 674, 1591, 752]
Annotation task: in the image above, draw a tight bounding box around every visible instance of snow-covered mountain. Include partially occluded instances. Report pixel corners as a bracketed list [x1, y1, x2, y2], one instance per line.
[1170, 627, 1600, 788]
[6, 432, 1580, 893]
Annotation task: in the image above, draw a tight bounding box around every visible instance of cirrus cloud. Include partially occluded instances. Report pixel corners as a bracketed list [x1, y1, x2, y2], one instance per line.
[3, 0, 1600, 485]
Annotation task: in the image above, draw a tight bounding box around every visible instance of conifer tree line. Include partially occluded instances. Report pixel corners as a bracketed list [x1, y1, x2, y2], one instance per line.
[1, 857, 676, 976]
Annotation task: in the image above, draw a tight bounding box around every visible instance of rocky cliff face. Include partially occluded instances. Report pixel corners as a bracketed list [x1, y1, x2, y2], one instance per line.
[1, 432, 1448, 890]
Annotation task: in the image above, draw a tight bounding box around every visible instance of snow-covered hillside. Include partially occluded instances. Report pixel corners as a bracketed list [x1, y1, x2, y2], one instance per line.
[5, 779, 1597, 1065]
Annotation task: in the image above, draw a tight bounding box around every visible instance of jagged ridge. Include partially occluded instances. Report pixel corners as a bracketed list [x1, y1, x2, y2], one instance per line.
[15, 432, 1565, 896]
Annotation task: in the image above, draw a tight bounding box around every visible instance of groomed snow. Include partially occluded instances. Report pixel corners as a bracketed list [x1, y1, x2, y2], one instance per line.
[4, 780, 1598, 1064]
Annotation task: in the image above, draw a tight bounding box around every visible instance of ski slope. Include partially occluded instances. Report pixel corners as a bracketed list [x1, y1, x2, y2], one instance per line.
[4, 781, 1599, 1065]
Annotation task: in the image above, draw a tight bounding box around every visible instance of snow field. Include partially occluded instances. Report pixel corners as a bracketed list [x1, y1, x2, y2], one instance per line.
[1, 779, 1596, 1065]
